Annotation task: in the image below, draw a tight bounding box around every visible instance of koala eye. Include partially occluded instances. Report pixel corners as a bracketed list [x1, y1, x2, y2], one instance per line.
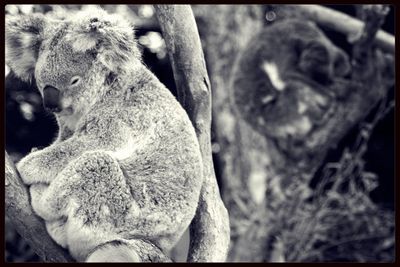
[70, 76, 81, 86]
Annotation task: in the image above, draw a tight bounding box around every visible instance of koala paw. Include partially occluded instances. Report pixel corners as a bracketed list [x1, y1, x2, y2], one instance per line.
[17, 153, 51, 185]
[16, 157, 36, 184]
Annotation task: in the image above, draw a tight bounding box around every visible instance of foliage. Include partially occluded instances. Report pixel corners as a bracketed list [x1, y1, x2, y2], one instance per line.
[272, 98, 395, 262]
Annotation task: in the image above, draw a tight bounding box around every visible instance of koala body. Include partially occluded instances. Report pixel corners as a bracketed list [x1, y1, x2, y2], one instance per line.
[6, 8, 203, 261]
[231, 19, 351, 150]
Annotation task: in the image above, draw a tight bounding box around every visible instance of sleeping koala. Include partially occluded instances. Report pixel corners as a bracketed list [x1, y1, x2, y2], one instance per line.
[6, 7, 203, 262]
[231, 19, 351, 153]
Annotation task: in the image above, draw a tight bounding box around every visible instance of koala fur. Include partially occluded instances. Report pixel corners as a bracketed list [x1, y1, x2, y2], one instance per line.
[6, 7, 203, 262]
[231, 19, 351, 151]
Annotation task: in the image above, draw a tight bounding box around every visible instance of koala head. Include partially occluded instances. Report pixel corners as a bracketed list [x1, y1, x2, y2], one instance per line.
[6, 7, 140, 115]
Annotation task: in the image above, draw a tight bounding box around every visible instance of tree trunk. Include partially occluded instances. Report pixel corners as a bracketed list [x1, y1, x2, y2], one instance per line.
[154, 5, 230, 262]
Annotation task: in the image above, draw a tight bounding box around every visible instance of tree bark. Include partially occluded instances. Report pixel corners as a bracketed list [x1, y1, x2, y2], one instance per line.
[154, 5, 230, 262]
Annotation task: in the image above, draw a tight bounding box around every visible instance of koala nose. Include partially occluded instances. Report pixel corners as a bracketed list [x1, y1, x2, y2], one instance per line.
[43, 85, 62, 113]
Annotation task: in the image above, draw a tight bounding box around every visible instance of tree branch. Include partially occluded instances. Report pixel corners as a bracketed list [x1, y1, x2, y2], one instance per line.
[154, 5, 230, 262]
[275, 4, 394, 54]
[5, 151, 74, 262]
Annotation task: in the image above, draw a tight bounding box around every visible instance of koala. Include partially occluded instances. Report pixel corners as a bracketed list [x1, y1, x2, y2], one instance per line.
[6, 7, 203, 262]
[230, 19, 351, 152]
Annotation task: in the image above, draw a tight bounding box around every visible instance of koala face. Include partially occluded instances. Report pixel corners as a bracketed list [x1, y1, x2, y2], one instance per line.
[35, 31, 98, 115]
[6, 7, 141, 116]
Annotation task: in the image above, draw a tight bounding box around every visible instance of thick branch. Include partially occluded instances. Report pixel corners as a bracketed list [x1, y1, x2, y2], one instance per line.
[154, 5, 230, 262]
[275, 4, 394, 54]
[5, 151, 74, 262]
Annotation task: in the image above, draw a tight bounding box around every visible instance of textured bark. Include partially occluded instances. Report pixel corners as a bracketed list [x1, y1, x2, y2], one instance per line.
[154, 5, 230, 262]
[194, 4, 394, 262]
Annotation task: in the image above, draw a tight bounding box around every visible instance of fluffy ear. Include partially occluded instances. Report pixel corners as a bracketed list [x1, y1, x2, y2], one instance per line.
[65, 7, 141, 72]
[5, 14, 48, 82]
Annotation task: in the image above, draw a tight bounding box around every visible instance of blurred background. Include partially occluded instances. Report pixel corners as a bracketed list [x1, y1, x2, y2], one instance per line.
[4, 4, 395, 262]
